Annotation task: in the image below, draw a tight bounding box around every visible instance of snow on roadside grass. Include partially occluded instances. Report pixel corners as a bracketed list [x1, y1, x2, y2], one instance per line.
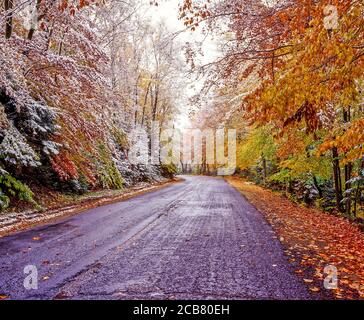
[227, 176, 364, 300]
[0, 178, 175, 238]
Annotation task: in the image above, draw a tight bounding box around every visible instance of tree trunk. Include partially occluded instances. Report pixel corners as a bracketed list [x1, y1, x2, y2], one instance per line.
[286, 179, 293, 197]
[4, 0, 13, 39]
[46, 21, 55, 50]
[134, 110, 138, 126]
[262, 155, 267, 184]
[133, 75, 140, 125]
[27, 29, 36, 41]
[141, 81, 151, 126]
[344, 162, 352, 216]
[353, 160, 364, 217]
[332, 147, 344, 213]
[27, 0, 42, 41]
[152, 84, 159, 121]
[343, 106, 352, 215]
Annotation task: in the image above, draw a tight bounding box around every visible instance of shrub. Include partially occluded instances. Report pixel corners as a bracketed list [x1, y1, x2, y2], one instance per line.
[0, 169, 35, 210]
[160, 163, 177, 179]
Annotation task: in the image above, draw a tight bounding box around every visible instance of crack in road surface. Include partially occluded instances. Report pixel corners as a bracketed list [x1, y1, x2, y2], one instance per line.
[0, 176, 312, 300]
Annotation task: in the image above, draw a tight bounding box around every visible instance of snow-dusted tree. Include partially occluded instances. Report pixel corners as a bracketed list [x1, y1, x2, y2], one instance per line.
[0, 124, 40, 167]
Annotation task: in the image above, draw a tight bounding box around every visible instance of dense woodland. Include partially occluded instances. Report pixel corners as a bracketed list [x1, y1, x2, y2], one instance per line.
[183, 0, 364, 219]
[0, 0, 183, 210]
[0, 0, 363, 221]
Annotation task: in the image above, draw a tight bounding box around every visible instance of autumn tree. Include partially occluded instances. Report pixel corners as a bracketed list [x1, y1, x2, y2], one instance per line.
[182, 0, 364, 216]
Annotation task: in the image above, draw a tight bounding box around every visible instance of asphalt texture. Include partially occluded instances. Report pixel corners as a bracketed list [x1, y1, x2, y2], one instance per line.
[0, 176, 312, 300]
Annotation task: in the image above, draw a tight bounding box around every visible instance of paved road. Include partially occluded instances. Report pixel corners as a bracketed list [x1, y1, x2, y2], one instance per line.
[0, 176, 311, 300]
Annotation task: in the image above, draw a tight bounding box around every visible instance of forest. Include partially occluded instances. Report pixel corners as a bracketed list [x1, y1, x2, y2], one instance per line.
[0, 0, 363, 221]
[182, 0, 364, 220]
[0, 0, 183, 212]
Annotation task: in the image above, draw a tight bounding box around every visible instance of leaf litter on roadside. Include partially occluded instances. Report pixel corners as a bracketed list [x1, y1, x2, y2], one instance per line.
[227, 177, 364, 300]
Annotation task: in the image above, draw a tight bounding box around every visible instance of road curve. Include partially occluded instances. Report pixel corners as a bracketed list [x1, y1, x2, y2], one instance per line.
[0, 176, 311, 300]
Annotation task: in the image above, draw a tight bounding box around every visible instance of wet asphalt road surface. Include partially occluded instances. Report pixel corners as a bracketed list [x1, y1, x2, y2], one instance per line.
[0, 176, 311, 300]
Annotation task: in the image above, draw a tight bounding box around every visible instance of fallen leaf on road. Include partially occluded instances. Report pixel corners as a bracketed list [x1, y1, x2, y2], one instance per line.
[310, 287, 320, 292]
[32, 236, 41, 241]
[0, 294, 9, 300]
[303, 279, 314, 283]
[54, 291, 72, 300]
